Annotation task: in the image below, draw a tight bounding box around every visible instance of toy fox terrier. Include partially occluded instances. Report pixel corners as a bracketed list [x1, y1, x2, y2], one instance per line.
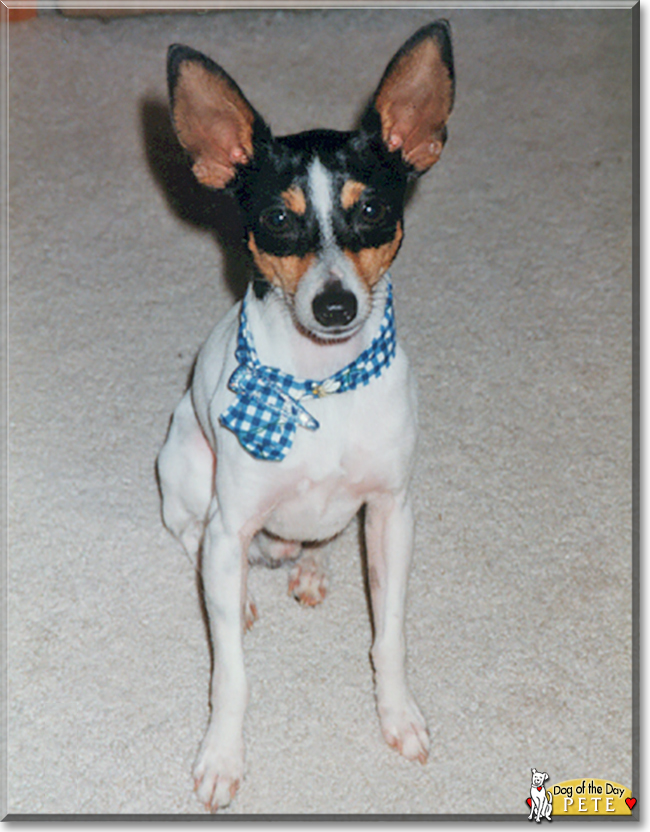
[157, 21, 454, 811]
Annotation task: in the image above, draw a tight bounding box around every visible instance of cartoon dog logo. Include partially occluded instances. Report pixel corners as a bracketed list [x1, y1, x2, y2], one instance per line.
[528, 769, 553, 822]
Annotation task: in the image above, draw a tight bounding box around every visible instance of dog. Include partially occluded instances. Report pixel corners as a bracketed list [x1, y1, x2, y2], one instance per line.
[157, 21, 454, 811]
[529, 769, 553, 822]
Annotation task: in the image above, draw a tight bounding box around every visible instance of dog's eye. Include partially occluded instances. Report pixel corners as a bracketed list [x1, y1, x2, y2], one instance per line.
[360, 199, 388, 225]
[259, 207, 295, 234]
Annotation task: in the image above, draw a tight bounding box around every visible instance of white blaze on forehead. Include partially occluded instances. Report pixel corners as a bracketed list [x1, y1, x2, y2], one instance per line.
[307, 157, 335, 246]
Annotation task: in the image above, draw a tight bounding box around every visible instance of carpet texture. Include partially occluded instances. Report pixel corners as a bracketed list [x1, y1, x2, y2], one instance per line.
[7, 7, 633, 816]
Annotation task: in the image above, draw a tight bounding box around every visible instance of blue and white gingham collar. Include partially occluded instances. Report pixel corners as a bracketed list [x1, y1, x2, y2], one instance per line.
[219, 279, 397, 461]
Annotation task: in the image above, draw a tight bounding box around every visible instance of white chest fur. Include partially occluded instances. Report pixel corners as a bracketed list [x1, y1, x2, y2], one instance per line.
[256, 360, 417, 542]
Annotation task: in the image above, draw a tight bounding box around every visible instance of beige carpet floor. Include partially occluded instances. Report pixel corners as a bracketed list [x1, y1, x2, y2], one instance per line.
[6, 6, 635, 816]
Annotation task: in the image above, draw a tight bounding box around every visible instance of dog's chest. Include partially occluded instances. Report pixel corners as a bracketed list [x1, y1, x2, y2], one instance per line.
[259, 381, 415, 541]
[263, 472, 369, 542]
[263, 448, 382, 541]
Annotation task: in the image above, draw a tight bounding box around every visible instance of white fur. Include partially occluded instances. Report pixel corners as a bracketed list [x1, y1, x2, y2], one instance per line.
[157, 271, 427, 811]
[308, 157, 335, 244]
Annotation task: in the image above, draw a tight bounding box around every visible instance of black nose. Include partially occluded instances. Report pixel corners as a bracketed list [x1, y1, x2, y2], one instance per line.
[312, 282, 358, 328]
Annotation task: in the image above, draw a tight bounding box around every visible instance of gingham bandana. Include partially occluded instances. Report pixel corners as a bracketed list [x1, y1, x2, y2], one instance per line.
[220, 280, 397, 461]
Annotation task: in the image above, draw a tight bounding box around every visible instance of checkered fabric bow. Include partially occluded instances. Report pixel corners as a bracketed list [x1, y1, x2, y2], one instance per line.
[219, 280, 397, 461]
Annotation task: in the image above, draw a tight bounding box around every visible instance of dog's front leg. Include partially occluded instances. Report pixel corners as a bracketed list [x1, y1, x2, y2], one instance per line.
[193, 502, 248, 811]
[365, 492, 430, 763]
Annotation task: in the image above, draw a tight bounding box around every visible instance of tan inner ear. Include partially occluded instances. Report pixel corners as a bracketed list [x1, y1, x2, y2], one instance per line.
[375, 38, 453, 171]
[172, 61, 255, 189]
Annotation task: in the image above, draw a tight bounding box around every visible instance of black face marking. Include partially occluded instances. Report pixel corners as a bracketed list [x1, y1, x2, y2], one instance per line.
[358, 197, 388, 225]
[259, 205, 297, 236]
[228, 127, 409, 267]
[252, 277, 271, 299]
[334, 184, 402, 253]
[231, 140, 318, 258]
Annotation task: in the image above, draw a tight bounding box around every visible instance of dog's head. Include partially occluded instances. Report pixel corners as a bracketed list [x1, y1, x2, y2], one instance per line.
[531, 769, 549, 788]
[167, 22, 454, 341]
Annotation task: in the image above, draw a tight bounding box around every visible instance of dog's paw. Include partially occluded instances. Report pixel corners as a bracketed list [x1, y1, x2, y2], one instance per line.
[244, 593, 259, 632]
[193, 731, 244, 812]
[288, 555, 328, 606]
[378, 696, 430, 764]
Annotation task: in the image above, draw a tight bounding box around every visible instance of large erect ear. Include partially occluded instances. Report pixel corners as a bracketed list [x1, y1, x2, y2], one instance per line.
[369, 21, 454, 173]
[167, 44, 264, 189]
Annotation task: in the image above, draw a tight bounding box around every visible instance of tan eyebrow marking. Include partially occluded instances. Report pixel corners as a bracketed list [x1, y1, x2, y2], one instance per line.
[340, 180, 366, 211]
[281, 186, 307, 215]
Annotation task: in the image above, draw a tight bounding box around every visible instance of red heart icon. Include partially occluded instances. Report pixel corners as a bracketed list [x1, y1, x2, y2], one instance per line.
[626, 797, 636, 810]
[537, 786, 543, 791]
[526, 798, 532, 807]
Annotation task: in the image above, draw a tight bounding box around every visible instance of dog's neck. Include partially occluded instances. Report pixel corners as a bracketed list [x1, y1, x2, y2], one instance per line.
[244, 275, 392, 381]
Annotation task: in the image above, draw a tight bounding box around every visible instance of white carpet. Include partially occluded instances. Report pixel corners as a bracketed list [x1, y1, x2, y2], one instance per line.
[6, 7, 634, 816]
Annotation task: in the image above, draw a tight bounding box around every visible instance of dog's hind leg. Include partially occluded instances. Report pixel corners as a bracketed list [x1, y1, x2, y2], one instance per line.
[157, 390, 215, 561]
[246, 533, 303, 621]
